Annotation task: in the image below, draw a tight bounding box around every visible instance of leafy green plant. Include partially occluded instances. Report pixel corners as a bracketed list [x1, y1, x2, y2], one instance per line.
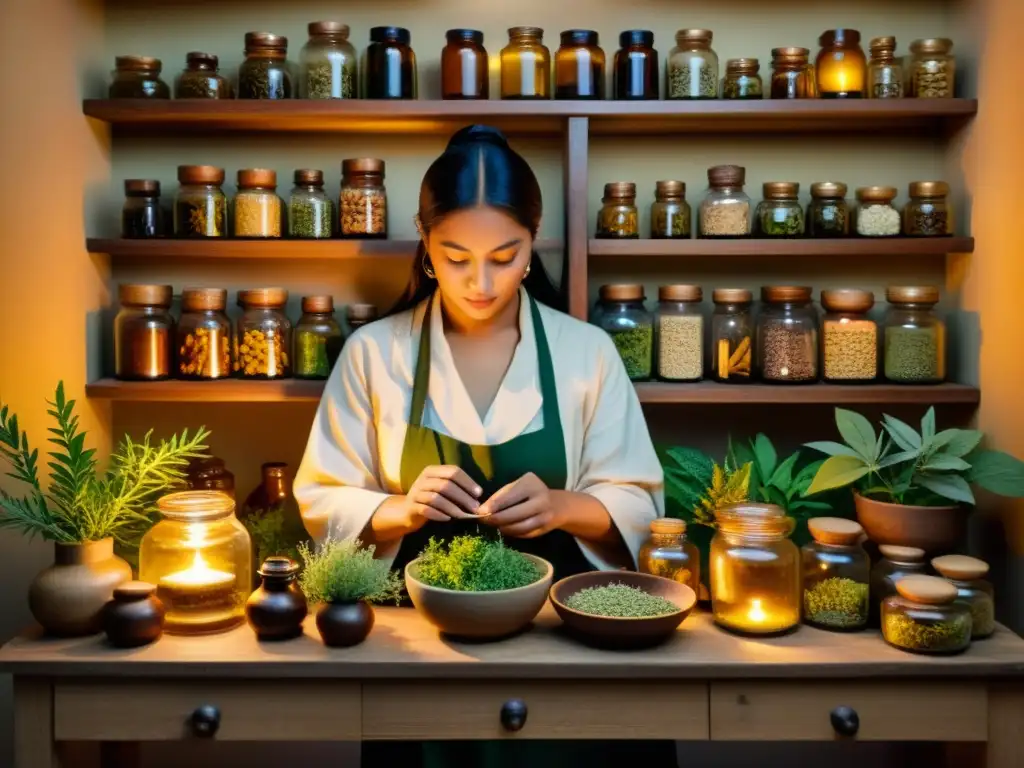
[696, 462, 752, 525]
[413, 535, 543, 592]
[806, 407, 1024, 506]
[244, 505, 308, 567]
[298, 538, 403, 604]
[727, 433, 832, 519]
[0, 382, 209, 544]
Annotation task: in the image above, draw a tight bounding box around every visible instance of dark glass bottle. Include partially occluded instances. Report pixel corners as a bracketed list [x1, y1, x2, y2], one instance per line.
[186, 456, 236, 498]
[364, 26, 417, 99]
[442, 29, 488, 99]
[114, 284, 174, 381]
[122, 180, 164, 238]
[241, 463, 311, 585]
[176, 52, 233, 99]
[613, 30, 658, 100]
[555, 30, 605, 99]
[109, 56, 170, 98]
[771, 47, 815, 99]
[238, 33, 292, 99]
[246, 557, 308, 641]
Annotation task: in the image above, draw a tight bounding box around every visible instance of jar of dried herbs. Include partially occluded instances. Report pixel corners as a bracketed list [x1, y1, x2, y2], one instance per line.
[300, 21, 357, 99]
[294, 296, 344, 380]
[821, 289, 877, 383]
[639, 518, 700, 596]
[755, 182, 805, 238]
[807, 182, 850, 238]
[867, 37, 903, 99]
[910, 38, 955, 98]
[711, 288, 753, 383]
[650, 180, 691, 239]
[288, 169, 333, 239]
[175, 165, 227, 238]
[236, 289, 292, 379]
[722, 58, 762, 99]
[801, 518, 869, 631]
[596, 182, 639, 239]
[656, 284, 703, 382]
[904, 181, 952, 237]
[345, 303, 379, 335]
[595, 284, 653, 381]
[700, 165, 751, 238]
[883, 285, 945, 383]
[855, 186, 901, 237]
[340, 158, 387, 239]
[238, 32, 292, 100]
[234, 169, 282, 239]
[109, 56, 170, 98]
[177, 288, 232, 380]
[175, 52, 233, 99]
[870, 545, 927, 627]
[667, 29, 718, 99]
[932, 555, 995, 640]
[114, 284, 174, 381]
[122, 179, 164, 239]
[364, 26, 417, 99]
[770, 47, 815, 99]
[882, 575, 971, 655]
[757, 286, 819, 384]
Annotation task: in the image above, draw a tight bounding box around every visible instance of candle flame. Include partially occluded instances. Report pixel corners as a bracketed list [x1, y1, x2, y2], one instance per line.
[161, 550, 234, 587]
[747, 598, 767, 623]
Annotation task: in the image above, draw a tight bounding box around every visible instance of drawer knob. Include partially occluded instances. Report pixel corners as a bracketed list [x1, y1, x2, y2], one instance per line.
[830, 705, 860, 737]
[190, 704, 221, 738]
[500, 699, 528, 732]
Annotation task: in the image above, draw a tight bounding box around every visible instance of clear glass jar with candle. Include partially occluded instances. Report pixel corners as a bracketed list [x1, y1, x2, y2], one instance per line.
[364, 26, 417, 99]
[140, 491, 251, 636]
[340, 158, 387, 238]
[442, 29, 489, 100]
[656, 285, 703, 382]
[288, 169, 333, 239]
[114, 284, 174, 381]
[650, 180, 691, 239]
[755, 182, 805, 238]
[667, 29, 718, 99]
[595, 284, 653, 381]
[294, 295, 344, 380]
[300, 21, 358, 99]
[910, 39, 955, 98]
[855, 186, 901, 237]
[932, 555, 995, 639]
[175, 165, 227, 238]
[722, 58, 762, 99]
[109, 56, 170, 98]
[596, 182, 639, 238]
[816, 29, 866, 98]
[904, 181, 952, 237]
[238, 32, 291, 99]
[555, 30, 604, 99]
[711, 503, 801, 636]
[770, 47, 815, 99]
[821, 289, 877, 383]
[234, 169, 282, 238]
[807, 182, 850, 238]
[882, 575, 972, 654]
[870, 545, 928, 627]
[639, 518, 700, 596]
[501, 27, 551, 99]
[177, 288, 232, 381]
[236, 288, 291, 379]
[613, 30, 658, 100]
[711, 288, 753, 383]
[801, 518, 870, 631]
[176, 52, 233, 99]
[867, 37, 903, 98]
[757, 286, 819, 384]
[700, 165, 751, 238]
[122, 179, 164, 239]
[883, 286, 945, 383]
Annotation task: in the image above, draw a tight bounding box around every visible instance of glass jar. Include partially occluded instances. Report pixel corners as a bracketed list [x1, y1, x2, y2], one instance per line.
[882, 575, 972, 654]
[711, 503, 801, 636]
[651, 180, 691, 239]
[175, 165, 227, 238]
[613, 30, 658, 100]
[300, 21, 357, 99]
[236, 288, 291, 379]
[175, 52, 232, 99]
[596, 182, 638, 239]
[555, 30, 605, 99]
[294, 296, 344, 380]
[855, 186, 901, 237]
[758, 285, 819, 384]
[656, 285, 703, 382]
[114, 284, 174, 381]
[638, 518, 700, 596]
[867, 37, 903, 99]
[595, 284, 653, 381]
[820, 289, 877, 383]
[667, 29, 718, 99]
[801, 517, 870, 631]
[501, 27, 551, 99]
[140, 491, 252, 636]
[187, 457, 235, 498]
[711, 288, 753, 383]
[234, 169, 282, 239]
[755, 182, 805, 238]
[807, 181, 850, 238]
[364, 26, 417, 99]
[442, 29, 488, 100]
[122, 179, 164, 239]
[904, 181, 952, 237]
[932, 555, 995, 640]
[346, 303, 379, 335]
[288, 169, 333, 239]
[910, 39, 955, 98]
[177, 288, 232, 380]
[722, 58, 762, 100]
[816, 29, 866, 98]
[238, 32, 291, 99]
[340, 158, 387, 239]
[109, 56, 170, 98]
[883, 285, 946, 383]
[700, 165, 751, 238]
[870, 545, 927, 627]
[770, 47, 815, 99]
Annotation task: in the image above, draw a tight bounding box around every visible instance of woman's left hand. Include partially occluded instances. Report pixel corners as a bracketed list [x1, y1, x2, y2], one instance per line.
[477, 472, 560, 539]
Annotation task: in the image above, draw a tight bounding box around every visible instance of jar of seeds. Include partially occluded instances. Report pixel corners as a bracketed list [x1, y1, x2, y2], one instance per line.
[656, 284, 703, 382]
[175, 165, 227, 238]
[932, 555, 995, 640]
[236, 289, 291, 379]
[667, 29, 719, 99]
[345, 303, 379, 335]
[234, 169, 282, 238]
[175, 52, 233, 99]
[294, 296, 344, 380]
[870, 545, 927, 627]
[288, 169, 333, 239]
[365, 26, 418, 99]
[115, 284, 174, 381]
[300, 21, 358, 99]
[821, 289, 877, 383]
[755, 182, 805, 238]
[596, 182, 639, 239]
[910, 38, 955, 98]
[855, 186, 901, 237]
[757, 286, 819, 384]
[109, 56, 170, 98]
[807, 182, 850, 238]
[802, 518, 870, 631]
[770, 47, 815, 99]
[177, 288, 232, 380]
[340, 159, 387, 239]
[904, 181, 952, 237]
[639, 518, 700, 596]
[595, 284, 653, 381]
[881, 575, 971, 655]
[700, 165, 751, 238]
[867, 37, 903, 99]
[883, 285, 945, 384]
[711, 288, 753, 383]
[722, 58, 762, 99]
[650, 181, 690, 239]
[122, 180, 164, 239]
[238, 33, 291, 100]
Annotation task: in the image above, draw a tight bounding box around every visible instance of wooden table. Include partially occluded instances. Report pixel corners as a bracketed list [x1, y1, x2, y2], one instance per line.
[3, 606, 1024, 767]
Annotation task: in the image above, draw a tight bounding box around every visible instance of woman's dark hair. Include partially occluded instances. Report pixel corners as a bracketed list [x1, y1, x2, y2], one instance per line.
[387, 125, 565, 315]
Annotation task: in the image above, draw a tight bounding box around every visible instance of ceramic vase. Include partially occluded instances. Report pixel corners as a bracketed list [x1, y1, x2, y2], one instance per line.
[316, 600, 374, 647]
[246, 556, 308, 641]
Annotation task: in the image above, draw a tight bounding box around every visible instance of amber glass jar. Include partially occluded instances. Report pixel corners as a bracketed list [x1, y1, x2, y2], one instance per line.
[816, 29, 866, 98]
[867, 37, 903, 99]
[109, 56, 170, 98]
[821, 289, 878, 383]
[801, 518, 869, 631]
[554, 30, 605, 99]
[668, 29, 718, 99]
[910, 39, 955, 98]
[884, 286, 945, 384]
[115, 284, 174, 381]
[175, 165, 227, 239]
[613, 30, 658, 100]
[364, 26, 417, 99]
[596, 182, 638, 239]
[122, 179, 164, 239]
[904, 181, 952, 237]
[650, 180, 691, 239]
[442, 29, 488, 100]
[770, 47, 815, 99]
[932, 555, 995, 640]
[187, 457, 235, 498]
[501, 27, 551, 99]
[340, 158, 387, 239]
[757, 286, 819, 384]
[882, 575, 971, 655]
[755, 182, 805, 238]
[238, 33, 291, 99]
[639, 518, 700, 596]
[711, 288, 753, 383]
[176, 52, 232, 99]
[177, 288, 232, 381]
[300, 21, 358, 99]
[722, 58, 762, 99]
[870, 545, 927, 627]
[807, 182, 850, 238]
[234, 169, 282, 239]
[236, 288, 291, 379]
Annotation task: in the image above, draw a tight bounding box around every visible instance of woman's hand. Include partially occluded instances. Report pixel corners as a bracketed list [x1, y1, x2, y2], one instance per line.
[368, 466, 482, 542]
[478, 472, 559, 539]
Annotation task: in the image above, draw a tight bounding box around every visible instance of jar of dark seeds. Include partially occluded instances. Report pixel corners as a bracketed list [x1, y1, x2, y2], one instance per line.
[175, 52, 233, 99]
[289, 169, 333, 239]
[122, 179, 164, 239]
[345, 303, 379, 335]
[867, 37, 903, 99]
[910, 38, 955, 98]
[656, 284, 703, 382]
[234, 169, 282, 239]
[294, 296, 344, 380]
[667, 29, 718, 99]
[177, 288, 232, 380]
[300, 21, 358, 99]
[755, 182, 805, 238]
[340, 159, 387, 239]
[596, 182, 639, 239]
[236, 289, 291, 379]
[650, 180, 690, 239]
[757, 285, 819, 384]
[904, 181, 952, 237]
[109, 56, 170, 98]
[821, 289, 877, 383]
[722, 58, 762, 99]
[238, 32, 292, 100]
[114, 284, 174, 381]
[700, 165, 751, 238]
[175, 165, 227, 238]
[807, 182, 849, 237]
[883, 285, 945, 384]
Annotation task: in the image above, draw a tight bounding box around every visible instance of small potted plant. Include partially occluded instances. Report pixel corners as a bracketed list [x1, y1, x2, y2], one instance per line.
[805, 407, 1024, 551]
[298, 538, 403, 647]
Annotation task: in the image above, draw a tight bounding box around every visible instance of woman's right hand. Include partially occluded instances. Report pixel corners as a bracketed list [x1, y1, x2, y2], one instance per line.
[370, 466, 482, 540]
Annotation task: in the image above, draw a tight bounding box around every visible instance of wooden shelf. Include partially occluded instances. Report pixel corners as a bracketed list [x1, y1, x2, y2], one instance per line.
[589, 237, 975, 258]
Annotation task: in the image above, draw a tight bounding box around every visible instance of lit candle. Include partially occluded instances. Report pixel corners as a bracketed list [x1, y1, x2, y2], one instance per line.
[160, 550, 235, 590]
[747, 598, 768, 624]
[157, 550, 241, 635]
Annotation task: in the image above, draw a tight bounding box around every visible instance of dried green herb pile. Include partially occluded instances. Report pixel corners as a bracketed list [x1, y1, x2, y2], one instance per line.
[883, 611, 971, 652]
[565, 583, 679, 618]
[803, 577, 869, 629]
[414, 536, 543, 592]
[609, 326, 653, 380]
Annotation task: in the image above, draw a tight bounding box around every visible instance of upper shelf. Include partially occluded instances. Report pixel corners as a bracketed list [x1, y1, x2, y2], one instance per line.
[82, 99, 979, 136]
[589, 237, 975, 258]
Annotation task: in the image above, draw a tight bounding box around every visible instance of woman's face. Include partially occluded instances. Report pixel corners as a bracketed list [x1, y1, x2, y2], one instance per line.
[425, 206, 534, 326]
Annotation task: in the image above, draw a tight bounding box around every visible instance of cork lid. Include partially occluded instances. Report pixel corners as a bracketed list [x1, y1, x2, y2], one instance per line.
[659, 284, 702, 302]
[181, 287, 227, 312]
[302, 295, 335, 314]
[113, 581, 157, 600]
[178, 165, 225, 185]
[879, 544, 926, 563]
[932, 554, 990, 581]
[186, 52, 219, 68]
[762, 182, 800, 200]
[237, 168, 277, 189]
[771, 46, 810, 59]
[808, 517, 864, 546]
[708, 165, 745, 187]
[119, 284, 172, 308]
[115, 55, 161, 72]
[651, 518, 686, 535]
[245, 32, 288, 51]
[603, 181, 636, 200]
[762, 285, 812, 303]
[347, 303, 379, 321]
[294, 169, 324, 186]
[342, 158, 386, 175]
[856, 186, 898, 203]
[599, 284, 645, 301]
[308, 21, 350, 38]
[911, 38, 953, 55]
[726, 58, 759, 74]
[811, 182, 848, 198]
[259, 556, 300, 578]
[869, 36, 896, 52]
[712, 288, 753, 304]
[908, 181, 950, 198]
[238, 287, 288, 308]
[895, 574, 957, 605]
[124, 179, 160, 196]
[821, 288, 874, 313]
[675, 28, 713, 44]
[886, 285, 940, 305]
[655, 180, 685, 199]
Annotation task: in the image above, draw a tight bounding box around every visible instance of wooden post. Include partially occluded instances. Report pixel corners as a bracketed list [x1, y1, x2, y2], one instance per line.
[13, 678, 59, 768]
[563, 117, 589, 320]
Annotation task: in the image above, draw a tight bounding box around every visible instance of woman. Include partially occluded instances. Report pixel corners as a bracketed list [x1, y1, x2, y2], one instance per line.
[294, 125, 673, 768]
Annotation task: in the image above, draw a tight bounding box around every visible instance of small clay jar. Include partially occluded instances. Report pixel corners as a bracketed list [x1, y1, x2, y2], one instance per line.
[102, 581, 165, 648]
[316, 601, 374, 647]
[246, 557, 308, 641]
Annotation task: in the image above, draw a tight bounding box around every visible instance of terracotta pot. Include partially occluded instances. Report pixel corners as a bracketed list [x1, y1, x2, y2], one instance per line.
[854, 492, 968, 553]
[102, 580, 165, 648]
[246, 556, 308, 641]
[29, 539, 132, 636]
[316, 600, 373, 647]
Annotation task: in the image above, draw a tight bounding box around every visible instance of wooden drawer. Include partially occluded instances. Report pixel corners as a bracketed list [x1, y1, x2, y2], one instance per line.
[711, 682, 987, 742]
[55, 681, 361, 741]
[363, 681, 709, 740]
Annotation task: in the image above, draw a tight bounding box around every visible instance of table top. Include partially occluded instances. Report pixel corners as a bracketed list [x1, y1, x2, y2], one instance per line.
[2, 606, 1023, 680]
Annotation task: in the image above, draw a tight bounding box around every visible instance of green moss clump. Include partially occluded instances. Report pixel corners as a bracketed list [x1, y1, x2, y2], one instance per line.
[803, 577, 869, 629]
[565, 583, 679, 618]
[883, 611, 971, 652]
[414, 536, 543, 592]
[298, 539, 403, 604]
[609, 326, 653, 380]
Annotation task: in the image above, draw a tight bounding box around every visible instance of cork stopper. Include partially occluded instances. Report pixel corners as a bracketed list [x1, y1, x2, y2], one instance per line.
[294, 169, 324, 186]
[237, 168, 277, 189]
[712, 288, 752, 304]
[762, 285, 812, 304]
[908, 181, 950, 198]
[771, 47, 810, 60]
[932, 554, 990, 581]
[115, 55, 161, 72]
[808, 517, 864, 546]
[186, 52, 219, 69]
[856, 186, 898, 203]
[911, 38, 953, 55]
[655, 180, 685, 200]
[181, 287, 227, 312]
[675, 29, 713, 45]
[895, 574, 957, 605]
[821, 288, 874, 313]
[602, 182, 636, 201]
[308, 21, 350, 39]
[245, 32, 288, 52]
[811, 182, 848, 198]
[342, 158, 386, 176]
[658, 284, 702, 302]
[119, 284, 172, 308]
[650, 518, 686, 535]
[302, 295, 334, 314]
[708, 165, 745, 187]
[762, 182, 800, 200]
[599, 284, 645, 301]
[238, 288, 288, 308]
[178, 165, 225, 185]
[887, 286, 940, 305]
[726, 58, 759, 75]
[124, 179, 160, 196]
[113, 581, 157, 601]
[879, 544, 926, 563]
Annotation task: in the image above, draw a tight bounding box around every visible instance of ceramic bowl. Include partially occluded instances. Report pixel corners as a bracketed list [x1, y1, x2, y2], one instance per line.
[404, 554, 554, 641]
[550, 571, 696, 649]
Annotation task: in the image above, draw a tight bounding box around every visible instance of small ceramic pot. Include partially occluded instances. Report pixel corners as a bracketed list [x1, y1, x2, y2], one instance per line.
[854, 492, 967, 553]
[102, 581, 165, 647]
[245, 556, 308, 641]
[316, 601, 374, 647]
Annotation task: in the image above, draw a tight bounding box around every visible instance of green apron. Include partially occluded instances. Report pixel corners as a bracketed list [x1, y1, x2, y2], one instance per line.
[361, 294, 678, 768]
